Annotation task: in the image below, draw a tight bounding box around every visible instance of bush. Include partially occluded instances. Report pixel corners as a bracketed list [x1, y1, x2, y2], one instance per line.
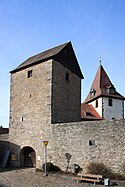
[87, 162, 125, 180]
[42, 162, 54, 172]
[108, 172, 125, 180]
[87, 162, 110, 177]
[53, 165, 61, 172]
[42, 162, 61, 172]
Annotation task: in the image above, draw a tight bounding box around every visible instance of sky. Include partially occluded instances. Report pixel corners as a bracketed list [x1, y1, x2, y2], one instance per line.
[1, 0, 125, 127]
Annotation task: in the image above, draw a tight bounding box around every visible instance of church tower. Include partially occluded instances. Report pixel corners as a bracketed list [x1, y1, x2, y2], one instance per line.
[84, 64, 124, 120]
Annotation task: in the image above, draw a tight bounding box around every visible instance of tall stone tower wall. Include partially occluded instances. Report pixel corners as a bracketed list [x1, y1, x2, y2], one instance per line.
[9, 56, 82, 167]
[9, 60, 53, 166]
[51, 60, 81, 123]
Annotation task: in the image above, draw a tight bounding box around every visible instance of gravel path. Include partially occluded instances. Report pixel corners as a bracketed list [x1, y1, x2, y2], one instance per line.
[0, 168, 125, 187]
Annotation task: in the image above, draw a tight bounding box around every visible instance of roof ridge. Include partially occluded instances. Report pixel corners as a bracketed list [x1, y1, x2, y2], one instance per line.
[10, 41, 71, 73]
[26, 41, 71, 61]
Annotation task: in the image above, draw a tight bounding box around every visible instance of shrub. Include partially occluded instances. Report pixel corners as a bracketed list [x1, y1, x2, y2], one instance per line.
[87, 162, 110, 177]
[42, 162, 61, 173]
[108, 172, 125, 180]
[42, 162, 54, 172]
[87, 162, 125, 180]
[53, 165, 61, 172]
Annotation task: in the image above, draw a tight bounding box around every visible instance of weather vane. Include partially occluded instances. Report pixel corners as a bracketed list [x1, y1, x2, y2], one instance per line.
[99, 56, 102, 65]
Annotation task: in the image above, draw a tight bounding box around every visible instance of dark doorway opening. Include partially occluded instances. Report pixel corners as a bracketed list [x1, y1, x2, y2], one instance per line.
[20, 146, 36, 167]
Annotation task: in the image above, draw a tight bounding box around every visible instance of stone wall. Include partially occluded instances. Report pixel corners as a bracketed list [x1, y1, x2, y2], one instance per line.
[8, 57, 125, 173]
[0, 134, 9, 141]
[52, 60, 81, 123]
[9, 58, 82, 168]
[2, 118, 125, 173]
[9, 60, 53, 167]
[48, 119, 125, 173]
[0, 134, 9, 164]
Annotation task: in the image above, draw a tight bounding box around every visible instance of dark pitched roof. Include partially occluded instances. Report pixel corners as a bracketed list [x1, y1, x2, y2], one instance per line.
[81, 103, 103, 120]
[0, 127, 9, 134]
[10, 42, 84, 79]
[85, 65, 125, 103]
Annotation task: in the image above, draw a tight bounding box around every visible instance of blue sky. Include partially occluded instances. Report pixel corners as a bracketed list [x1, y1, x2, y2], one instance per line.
[1, 0, 125, 127]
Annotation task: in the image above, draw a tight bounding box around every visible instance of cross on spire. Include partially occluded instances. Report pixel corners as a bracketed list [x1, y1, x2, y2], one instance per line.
[99, 56, 102, 65]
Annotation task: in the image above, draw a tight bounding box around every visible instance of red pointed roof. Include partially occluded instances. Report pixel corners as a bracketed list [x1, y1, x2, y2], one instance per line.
[85, 65, 125, 103]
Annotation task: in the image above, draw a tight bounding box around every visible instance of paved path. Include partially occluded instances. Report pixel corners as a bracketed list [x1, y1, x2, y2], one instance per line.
[0, 168, 125, 187]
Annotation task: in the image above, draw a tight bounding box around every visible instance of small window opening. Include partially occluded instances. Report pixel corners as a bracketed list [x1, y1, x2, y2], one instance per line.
[66, 73, 69, 81]
[108, 85, 116, 94]
[22, 117, 24, 121]
[27, 70, 32, 78]
[30, 94, 31, 98]
[90, 89, 96, 98]
[89, 140, 95, 146]
[86, 112, 94, 117]
[95, 100, 98, 108]
[108, 98, 113, 107]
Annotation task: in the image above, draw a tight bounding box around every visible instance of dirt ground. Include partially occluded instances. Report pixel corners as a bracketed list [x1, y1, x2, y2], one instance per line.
[0, 168, 125, 187]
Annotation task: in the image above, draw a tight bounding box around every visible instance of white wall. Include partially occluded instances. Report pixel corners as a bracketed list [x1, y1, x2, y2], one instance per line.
[89, 97, 124, 120]
[90, 98, 102, 117]
[103, 97, 124, 120]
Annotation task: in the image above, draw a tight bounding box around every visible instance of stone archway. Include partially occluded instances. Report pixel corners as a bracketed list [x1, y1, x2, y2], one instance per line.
[20, 146, 36, 167]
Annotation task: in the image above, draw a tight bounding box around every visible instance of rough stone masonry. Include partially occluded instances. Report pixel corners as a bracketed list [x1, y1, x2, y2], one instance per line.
[0, 42, 125, 173]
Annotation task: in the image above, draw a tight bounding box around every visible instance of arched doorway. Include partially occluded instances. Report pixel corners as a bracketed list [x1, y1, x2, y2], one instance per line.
[20, 146, 36, 167]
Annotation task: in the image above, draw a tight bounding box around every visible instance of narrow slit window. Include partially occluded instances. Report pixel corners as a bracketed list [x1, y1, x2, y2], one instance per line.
[95, 100, 98, 108]
[108, 98, 113, 107]
[90, 89, 96, 98]
[89, 140, 95, 146]
[27, 70, 32, 78]
[66, 73, 69, 81]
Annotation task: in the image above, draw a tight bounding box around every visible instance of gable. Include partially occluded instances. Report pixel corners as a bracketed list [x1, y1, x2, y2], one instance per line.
[85, 65, 125, 103]
[10, 42, 84, 79]
[53, 42, 83, 79]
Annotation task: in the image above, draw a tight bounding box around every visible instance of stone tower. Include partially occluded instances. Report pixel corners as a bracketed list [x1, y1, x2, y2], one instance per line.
[84, 64, 125, 120]
[9, 42, 84, 167]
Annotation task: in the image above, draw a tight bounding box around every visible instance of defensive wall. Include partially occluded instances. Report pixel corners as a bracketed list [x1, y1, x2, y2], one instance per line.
[48, 119, 125, 173]
[0, 128, 9, 164]
[0, 120, 125, 173]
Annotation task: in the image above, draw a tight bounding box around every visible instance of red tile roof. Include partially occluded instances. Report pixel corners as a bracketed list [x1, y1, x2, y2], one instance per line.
[85, 65, 125, 103]
[81, 103, 103, 120]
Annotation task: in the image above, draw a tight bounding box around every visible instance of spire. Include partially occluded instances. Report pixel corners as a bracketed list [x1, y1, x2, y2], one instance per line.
[84, 64, 124, 103]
